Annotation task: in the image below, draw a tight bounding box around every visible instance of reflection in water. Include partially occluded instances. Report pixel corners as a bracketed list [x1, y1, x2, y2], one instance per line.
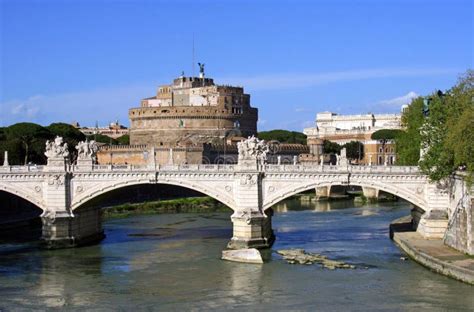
[0, 201, 473, 310]
[273, 197, 358, 213]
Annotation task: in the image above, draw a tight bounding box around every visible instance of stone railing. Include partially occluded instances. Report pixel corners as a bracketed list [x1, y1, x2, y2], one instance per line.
[70, 164, 237, 173]
[158, 164, 236, 172]
[264, 164, 420, 174]
[0, 165, 45, 173]
[0, 162, 420, 175]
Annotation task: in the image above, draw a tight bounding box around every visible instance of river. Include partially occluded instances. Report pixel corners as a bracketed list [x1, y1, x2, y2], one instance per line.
[0, 198, 472, 311]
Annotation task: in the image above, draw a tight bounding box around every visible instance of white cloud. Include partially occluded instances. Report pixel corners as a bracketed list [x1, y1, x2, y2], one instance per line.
[294, 107, 313, 113]
[378, 91, 418, 107]
[218, 68, 459, 91]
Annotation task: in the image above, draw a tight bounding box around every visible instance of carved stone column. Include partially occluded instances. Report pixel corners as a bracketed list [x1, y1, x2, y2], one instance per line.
[228, 210, 274, 249]
[41, 137, 104, 248]
[228, 136, 274, 249]
[3, 151, 8, 166]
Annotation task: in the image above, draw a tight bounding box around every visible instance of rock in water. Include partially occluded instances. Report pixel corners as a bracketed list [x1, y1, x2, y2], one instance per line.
[276, 249, 355, 269]
[222, 248, 264, 264]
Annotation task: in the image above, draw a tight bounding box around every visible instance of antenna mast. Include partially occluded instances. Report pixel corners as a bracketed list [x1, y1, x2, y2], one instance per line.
[192, 33, 195, 77]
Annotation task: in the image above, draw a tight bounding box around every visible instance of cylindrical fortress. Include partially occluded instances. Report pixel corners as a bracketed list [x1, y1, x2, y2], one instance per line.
[129, 75, 258, 146]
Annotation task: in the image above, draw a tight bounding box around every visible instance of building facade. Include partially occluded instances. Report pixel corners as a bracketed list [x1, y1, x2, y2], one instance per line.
[73, 121, 129, 140]
[304, 111, 401, 165]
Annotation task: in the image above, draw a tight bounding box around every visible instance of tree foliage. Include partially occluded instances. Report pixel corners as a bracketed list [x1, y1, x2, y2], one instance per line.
[419, 70, 474, 183]
[371, 129, 403, 141]
[395, 97, 424, 165]
[116, 134, 130, 145]
[3, 123, 52, 165]
[342, 141, 364, 160]
[87, 134, 117, 145]
[257, 130, 307, 145]
[323, 140, 341, 154]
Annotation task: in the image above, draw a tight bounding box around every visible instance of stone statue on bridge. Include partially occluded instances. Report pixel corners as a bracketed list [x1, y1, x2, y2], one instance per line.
[45, 136, 69, 159]
[237, 135, 269, 166]
[76, 140, 99, 163]
[336, 148, 348, 166]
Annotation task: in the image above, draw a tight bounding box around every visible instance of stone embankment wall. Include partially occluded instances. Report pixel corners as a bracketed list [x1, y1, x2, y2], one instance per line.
[444, 173, 473, 255]
[97, 145, 203, 165]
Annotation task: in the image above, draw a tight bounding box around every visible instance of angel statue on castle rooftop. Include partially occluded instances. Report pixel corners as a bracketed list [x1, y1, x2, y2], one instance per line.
[198, 62, 205, 74]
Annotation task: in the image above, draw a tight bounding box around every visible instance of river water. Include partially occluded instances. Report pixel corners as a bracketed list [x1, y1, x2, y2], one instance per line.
[0, 199, 472, 311]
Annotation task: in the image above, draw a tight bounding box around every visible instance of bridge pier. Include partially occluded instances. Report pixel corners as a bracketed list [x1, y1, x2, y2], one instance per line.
[41, 208, 104, 249]
[227, 209, 275, 249]
[315, 186, 330, 200]
[362, 186, 379, 200]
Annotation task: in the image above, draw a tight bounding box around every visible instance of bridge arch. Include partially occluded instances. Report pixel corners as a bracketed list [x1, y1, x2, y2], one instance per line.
[263, 181, 427, 212]
[0, 182, 45, 211]
[71, 179, 236, 211]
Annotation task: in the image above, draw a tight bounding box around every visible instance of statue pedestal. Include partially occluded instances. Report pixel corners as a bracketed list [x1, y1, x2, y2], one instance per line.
[76, 158, 94, 171]
[237, 158, 259, 171]
[45, 157, 68, 172]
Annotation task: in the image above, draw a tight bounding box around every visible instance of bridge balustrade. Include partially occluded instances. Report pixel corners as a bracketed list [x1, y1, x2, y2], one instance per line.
[0, 165, 45, 172]
[0, 162, 421, 174]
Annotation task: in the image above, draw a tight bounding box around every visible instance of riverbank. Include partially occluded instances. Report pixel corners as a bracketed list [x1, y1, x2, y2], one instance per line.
[390, 216, 474, 285]
[102, 196, 229, 219]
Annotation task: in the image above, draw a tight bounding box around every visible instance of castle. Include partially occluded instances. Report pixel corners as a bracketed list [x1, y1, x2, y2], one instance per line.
[129, 69, 257, 146]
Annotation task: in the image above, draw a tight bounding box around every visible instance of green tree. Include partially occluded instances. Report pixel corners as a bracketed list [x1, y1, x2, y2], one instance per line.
[323, 140, 341, 154]
[446, 106, 474, 184]
[0, 139, 23, 165]
[4, 123, 52, 165]
[420, 70, 474, 183]
[258, 130, 307, 144]
[395, 97, 424, 165]
[371, 129, 403, 141]
[87, 134, 117, 145]
[342, 141, 364, 160]
[116, 134, 130, 145]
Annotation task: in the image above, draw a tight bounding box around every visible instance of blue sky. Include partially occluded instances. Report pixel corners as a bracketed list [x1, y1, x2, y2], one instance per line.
[0, 0, 472, 130]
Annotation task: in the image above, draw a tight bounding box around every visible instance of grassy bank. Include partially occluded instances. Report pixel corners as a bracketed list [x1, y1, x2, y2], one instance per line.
[354, 194, 399, 204]
[102, 196, 230, 219]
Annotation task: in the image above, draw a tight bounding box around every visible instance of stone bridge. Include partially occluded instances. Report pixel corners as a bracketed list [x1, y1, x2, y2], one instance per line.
[1, 136, 457, 253]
